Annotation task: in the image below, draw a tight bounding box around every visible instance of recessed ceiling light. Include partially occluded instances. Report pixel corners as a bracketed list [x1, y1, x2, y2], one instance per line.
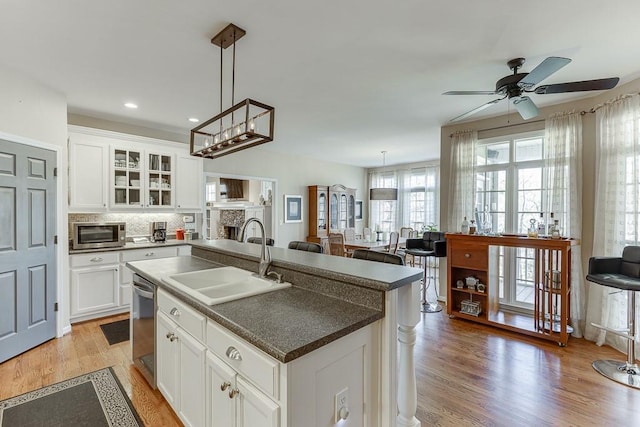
[188, 118, 199, 123]
[124, 102, 138, 109]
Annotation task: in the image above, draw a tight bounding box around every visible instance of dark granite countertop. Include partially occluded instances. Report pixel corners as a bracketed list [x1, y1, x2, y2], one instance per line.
[126, 256, 385, 363]
[69, 239, 191, 255]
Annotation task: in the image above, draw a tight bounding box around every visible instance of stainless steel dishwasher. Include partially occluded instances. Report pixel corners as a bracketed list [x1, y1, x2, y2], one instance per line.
[132, 273, 156, 388]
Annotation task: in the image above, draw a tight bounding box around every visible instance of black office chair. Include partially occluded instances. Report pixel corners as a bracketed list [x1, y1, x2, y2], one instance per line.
[405, 232, 446, 313]
[586, 246, 640, 389]
[288, 241, 323, 253]
[247, 237, 275, 246]
[351, 249, 405, 265]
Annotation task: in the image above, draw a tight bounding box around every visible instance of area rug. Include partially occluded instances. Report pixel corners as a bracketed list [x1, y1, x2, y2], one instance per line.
[0, 367, 143, 427]
[100, 319, 130, 345]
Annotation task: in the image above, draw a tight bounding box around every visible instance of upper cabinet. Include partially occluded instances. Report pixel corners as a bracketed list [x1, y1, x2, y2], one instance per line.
[69, 126, 203, 213]
[68, 136, 108, 211]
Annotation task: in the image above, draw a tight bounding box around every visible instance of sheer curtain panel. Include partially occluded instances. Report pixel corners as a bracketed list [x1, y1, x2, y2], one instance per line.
[586, 94, 640, 354]
[544, 111, 585, 337]
[448, 131, 477, 232]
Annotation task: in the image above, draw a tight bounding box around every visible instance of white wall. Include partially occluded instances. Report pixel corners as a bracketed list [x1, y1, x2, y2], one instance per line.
[0, 65, 68, 335]
[202, 148, 368, 247]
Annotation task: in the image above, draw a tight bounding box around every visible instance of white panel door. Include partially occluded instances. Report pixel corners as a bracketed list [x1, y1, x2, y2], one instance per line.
[206, 352, 236, 427]
[176, 155, 202, 210]
[68, 138, 107, 210]
[0, 139, 56, 363]
[157, 311, 179, 409]
[177, 327, 206, 427]
[236, 376, 279, 427]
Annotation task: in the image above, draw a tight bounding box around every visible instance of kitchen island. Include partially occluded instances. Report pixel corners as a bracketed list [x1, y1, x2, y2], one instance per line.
[127, 239, 423, 427]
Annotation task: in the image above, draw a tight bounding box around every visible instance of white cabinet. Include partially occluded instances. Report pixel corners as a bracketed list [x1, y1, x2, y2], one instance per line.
[68, 135, 108, 211]
[206, 352, 279, 427]
[111, 145, 175, 209]
[68, 125, 203, 213]
[244, 207, 265, 240]
[176, 154, 203, 210]
[157, 291, 206, 427]
[69, 252, 122, 322]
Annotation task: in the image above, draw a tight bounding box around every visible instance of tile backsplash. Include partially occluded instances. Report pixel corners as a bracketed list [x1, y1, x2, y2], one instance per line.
[68, 212, 201, 240]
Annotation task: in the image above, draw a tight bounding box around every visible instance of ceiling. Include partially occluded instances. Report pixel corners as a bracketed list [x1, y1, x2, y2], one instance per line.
[2, 1, 640, 168]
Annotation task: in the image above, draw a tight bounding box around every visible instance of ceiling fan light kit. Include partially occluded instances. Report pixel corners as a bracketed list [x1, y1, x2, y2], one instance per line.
[190, 23, 275, 160]
[445, 56, 620, 122]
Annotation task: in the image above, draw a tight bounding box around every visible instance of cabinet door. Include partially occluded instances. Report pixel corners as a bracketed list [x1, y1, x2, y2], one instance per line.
[157, 311, 179, 409]
[176, 155, 203, 210]
[236, 376, 279, 427]
[111, 146, 143, 208]
[147, 151, 174, 208]
[68, 139, 108, 211]
[69, 265, 119, 317]
[178, 328, 207, 427]
[206, 352, 236, 427]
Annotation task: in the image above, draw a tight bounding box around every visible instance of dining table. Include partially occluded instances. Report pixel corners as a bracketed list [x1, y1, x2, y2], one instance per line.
[343, 237, 407, 252]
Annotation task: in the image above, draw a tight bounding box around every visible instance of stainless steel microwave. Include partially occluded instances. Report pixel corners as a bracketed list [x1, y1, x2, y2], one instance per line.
[72, 222, 126, 250]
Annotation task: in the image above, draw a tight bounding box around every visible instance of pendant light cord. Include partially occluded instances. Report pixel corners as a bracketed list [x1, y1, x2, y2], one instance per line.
[219, 43, 223, 134]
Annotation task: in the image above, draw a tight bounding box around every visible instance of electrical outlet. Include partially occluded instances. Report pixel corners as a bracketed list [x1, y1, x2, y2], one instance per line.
[183, 215, 194, 223]
[334, 387, 349, 423]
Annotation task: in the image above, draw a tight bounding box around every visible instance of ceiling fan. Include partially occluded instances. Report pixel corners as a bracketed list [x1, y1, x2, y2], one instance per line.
[443, 57, 619, 122]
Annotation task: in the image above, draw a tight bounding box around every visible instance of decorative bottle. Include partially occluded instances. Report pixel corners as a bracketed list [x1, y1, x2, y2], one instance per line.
[528, 218, 538, 238]
[537, 212, 546, 236]
[550, 219, 561, 239]
[461, 216, 469, 234]
[469, 219, 477, 235]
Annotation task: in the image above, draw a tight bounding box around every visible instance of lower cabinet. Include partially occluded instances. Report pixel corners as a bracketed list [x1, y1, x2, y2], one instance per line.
[205, 349, 279, 427]
[155, 289, 378, 427]
[157, 310, 206, 427]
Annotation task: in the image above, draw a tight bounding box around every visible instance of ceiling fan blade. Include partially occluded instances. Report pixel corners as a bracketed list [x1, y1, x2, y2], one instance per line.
[512, 96, 539, 120]
[443, 90, 498, 95]
[518, 57, 571, 89]
[449, 98, 504, 122]
[534, 77, 620, 94]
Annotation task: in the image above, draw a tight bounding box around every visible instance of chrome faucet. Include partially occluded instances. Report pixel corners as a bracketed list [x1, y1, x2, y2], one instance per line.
[237, 217, 272, 278]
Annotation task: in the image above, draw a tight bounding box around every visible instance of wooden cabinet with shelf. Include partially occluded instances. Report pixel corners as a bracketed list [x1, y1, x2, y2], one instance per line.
[446, 233, 576, 346]
[307, 184, 356, 246]
[307, 185, 329, 243]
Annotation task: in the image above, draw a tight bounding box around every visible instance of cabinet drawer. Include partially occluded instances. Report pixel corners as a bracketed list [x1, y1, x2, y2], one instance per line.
[70, 252, 119, 268]
[158, 290, 205, 342]
[121, 246, 178, 262]
[206, 320, 279, 400]
[450, 245, 488, 270]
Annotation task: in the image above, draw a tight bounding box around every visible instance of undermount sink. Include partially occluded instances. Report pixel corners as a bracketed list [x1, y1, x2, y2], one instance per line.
[161, 266, 291, 305]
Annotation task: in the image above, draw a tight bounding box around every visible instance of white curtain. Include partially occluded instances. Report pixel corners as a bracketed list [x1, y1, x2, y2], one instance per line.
[585, 94, 640, 354]
[448, 131, 477, 232]
[544, 111, 585, 337]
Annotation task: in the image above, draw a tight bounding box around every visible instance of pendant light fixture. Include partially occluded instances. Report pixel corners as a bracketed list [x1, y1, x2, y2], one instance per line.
[190, 23, 275, 159]
[369, 151, 398, 201]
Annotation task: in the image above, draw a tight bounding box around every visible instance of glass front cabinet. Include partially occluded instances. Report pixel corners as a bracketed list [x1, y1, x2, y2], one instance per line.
[111, 147, 174, 209]
[307, 184, 356, 245]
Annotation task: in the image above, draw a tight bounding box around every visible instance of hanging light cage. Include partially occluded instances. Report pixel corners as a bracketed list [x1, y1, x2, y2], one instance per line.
[369, 187, 398, 201]
[190, 24, 275, 160]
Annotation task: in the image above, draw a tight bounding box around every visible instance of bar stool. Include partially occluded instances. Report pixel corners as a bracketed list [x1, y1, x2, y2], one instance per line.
[586, 246, 640, 389]
[405, 232, 447, 313]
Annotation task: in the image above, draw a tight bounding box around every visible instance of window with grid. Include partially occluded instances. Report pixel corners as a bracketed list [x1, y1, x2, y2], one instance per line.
[475, 132, 555, 310]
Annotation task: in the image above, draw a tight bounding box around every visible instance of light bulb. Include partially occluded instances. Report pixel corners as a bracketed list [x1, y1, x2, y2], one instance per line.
[223, 128, 230, 140]
[248, 118, 256, 132]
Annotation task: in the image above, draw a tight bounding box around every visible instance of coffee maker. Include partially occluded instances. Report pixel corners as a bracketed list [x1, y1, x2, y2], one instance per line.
[150, 221, 167, 242]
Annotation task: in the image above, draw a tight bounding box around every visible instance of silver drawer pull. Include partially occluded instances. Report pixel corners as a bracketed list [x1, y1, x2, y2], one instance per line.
[166, 332, 178, 342]
[169, 307, 180, 317]
[90, 257, 103, 262]
[145, 252, 155, 257]
[226, 346, 242, 361]
[228, 388, 239, 399]
[464, 253, 471, 258]
[220, 381, 231, 391]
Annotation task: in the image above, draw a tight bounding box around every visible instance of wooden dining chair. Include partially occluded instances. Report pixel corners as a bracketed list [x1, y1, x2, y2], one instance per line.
[400, 227, 413, 238]
[328, 232, 346, 257]
[388, 231, 400, 254]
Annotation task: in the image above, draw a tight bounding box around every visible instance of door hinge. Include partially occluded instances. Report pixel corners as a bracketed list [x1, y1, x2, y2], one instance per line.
[54, 235, 58, 244]
[54, 167, 58, 177]
[54, 302, 58, 312]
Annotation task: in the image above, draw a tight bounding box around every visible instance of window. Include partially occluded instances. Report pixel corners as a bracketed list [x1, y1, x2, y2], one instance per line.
[205, 182, 216, 202]
[475, 132, 553, 310]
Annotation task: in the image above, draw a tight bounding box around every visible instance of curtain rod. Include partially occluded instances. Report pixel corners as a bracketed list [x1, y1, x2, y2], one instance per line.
[449, 118, 545, 138]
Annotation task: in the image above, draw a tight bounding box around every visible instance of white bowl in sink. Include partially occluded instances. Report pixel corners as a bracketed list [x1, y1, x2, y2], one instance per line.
[161, 266, 290, 305]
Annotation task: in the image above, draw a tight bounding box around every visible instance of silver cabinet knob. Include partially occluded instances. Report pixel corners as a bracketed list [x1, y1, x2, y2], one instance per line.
[165, 332, 178, 342]
[145, 252, 155, 257]
[226, 346, 242, 361]
[90, 257, 103, 262]
[170, 307, 180, 317]
[228, 388, 239, 399]
[220, 381, 231, 391]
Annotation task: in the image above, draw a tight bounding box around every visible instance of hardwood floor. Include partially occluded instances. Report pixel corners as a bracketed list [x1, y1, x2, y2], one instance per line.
[1, 310, 638, 426]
